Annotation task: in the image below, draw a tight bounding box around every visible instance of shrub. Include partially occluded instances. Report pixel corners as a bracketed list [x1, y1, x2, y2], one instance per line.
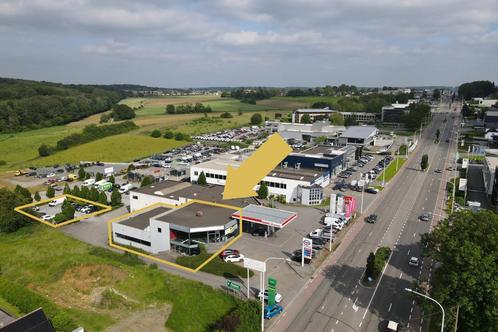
[38, 144, 52, 157]
[34, 191, 41, 202]
[250, 113, 263, 125]
[174, 132, 185, 141]
[46, 186, 55, 198]
[220, 112, 233, 119]
[140, 176, 154, 188]
[0, 160, 6, 166]
[151, 129, 161, 138]
[163, 131, 174, 139]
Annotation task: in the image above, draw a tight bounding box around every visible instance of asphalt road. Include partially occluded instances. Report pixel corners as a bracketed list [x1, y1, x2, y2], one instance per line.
[274, 104, 460, 332]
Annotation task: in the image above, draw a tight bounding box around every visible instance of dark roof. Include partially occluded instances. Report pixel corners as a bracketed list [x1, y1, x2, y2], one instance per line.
[0, 308, 55, 332]
[131, 181, 255, 207]
[156, 202, 237, 230]
[119, 206, 171, 230]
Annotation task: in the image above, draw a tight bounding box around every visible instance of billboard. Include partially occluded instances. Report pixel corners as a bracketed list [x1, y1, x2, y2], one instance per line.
[336, 195, 344, 214]
[302, 238, 313, 260]
[104, 167, 114, 175]
[459, 178, 467, 191]
[330, 193, 337, 215]
[243, 257, 266, 272]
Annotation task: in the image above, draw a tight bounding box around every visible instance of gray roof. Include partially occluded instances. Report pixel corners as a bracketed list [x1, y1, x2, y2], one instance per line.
[231, 204, 297, 228]
[341, 126, 378, 139]
[156, 202, 237, 230]
[119, 206, 171, 230]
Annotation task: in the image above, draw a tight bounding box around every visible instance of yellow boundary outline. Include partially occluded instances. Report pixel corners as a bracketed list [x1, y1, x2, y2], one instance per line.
[15, 194, 112, 228]
[107, 199, 243, 273]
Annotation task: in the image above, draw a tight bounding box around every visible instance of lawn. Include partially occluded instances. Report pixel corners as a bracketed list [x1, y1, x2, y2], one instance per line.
[376, 157, 407, 184]
[269, 96, 341, 105]
[204, 98, 269, 113]
[0, 224, 249, 331]
[28, 135, 187, 167]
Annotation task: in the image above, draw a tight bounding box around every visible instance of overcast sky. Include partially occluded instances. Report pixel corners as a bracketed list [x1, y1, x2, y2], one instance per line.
[0, 0, 497, 87]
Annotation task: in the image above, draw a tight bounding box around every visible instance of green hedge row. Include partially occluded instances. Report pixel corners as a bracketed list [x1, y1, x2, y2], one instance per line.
[0, 277, 77, 331]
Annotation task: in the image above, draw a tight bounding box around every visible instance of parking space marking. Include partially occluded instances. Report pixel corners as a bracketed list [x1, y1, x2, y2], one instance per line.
[388, 302, 392, 312]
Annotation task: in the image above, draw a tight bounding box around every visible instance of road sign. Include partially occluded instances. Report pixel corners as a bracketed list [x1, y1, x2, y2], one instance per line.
[244, 257, 266, 272]
[303, 238, 313, 259]
[226, 280, 241, 291]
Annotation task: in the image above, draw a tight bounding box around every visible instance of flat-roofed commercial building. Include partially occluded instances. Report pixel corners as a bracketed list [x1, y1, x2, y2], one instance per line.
[112, 202, 239, 255]
[292, 108, 335, 123]
[190, 154, 330, 204]
[381, 103, 412, 123]
[265, 121, 345, 142]
[340, 112, 380, 124]
[338, 126, 378, 146]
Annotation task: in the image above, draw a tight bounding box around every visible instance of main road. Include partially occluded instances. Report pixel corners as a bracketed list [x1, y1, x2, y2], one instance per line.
[272, 103, 459, 332]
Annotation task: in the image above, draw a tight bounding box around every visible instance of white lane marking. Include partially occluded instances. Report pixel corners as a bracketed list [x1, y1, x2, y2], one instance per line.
[361, 251, 393, 321]
[335, 319, 339, 325]
[352, 298, 359, 312]
[407, 249, 411, 256]
[399, 272, 403, 279]
[331, 329, 334, 332]
[388, 302, 392, 312]
[321, 304, 325, 311]
[413, 232, 417, 238]
[359, 321, 362, 328]
[340, 311, 343, 316]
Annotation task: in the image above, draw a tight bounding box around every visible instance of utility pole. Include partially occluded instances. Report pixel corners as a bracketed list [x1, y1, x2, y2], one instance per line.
[451, 130, 459, 213]
[454, 305, 460, 332]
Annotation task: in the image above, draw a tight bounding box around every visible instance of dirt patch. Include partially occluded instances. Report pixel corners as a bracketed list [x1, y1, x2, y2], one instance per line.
[36, 264, 130, 311]
[105, 305, 172, 332]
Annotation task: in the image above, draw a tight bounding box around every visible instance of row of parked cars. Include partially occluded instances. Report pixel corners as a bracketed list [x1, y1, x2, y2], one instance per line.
[337, 154, 375, 179]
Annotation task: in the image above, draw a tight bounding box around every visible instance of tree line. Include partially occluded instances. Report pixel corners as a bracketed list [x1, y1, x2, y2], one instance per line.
[228, 87, 278, 104]
[38, 121, 138, 157]
[458, 80, 497, 100]
[0, 77, 123, 133]
[165, 103, 212, 114]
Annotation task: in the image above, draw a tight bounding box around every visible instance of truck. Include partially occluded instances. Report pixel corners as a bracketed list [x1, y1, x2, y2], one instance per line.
[48, 197, 66, 207]
[118, 183, 132, 194]
[83, 178, 95, 186]
[96, 181, 112, 191]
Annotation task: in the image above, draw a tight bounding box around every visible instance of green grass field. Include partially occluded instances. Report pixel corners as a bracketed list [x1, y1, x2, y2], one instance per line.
[28, 135, 187, 166]
[204, 98, 269, 112]
[376, 157, 407, 184]
[270, 96, 341, 105]
[119, 98, 145, 109]
[0, 224, 246, 331]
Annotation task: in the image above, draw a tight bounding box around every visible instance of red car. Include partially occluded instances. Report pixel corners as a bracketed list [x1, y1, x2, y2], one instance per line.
[219, 249, 240, 259]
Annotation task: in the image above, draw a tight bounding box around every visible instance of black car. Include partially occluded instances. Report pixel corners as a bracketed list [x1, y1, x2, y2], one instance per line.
[252, 228, 269, 237]
[365, 188, 379, 194]
[365, 214, 378, 223]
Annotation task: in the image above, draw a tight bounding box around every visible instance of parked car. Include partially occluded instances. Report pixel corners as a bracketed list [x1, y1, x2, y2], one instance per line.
[46, 173, 56, 178]
[252, 228, 268, 237]
[365, 187, 379, 194]
[223, 254, 244, 263]
[258, 290, 283, 303]
[264, 304, 283, 319]
[365, 214, 378, 223]
[408, 257, 420, 267]
[434, 169, 442, 173]
[308, 229, 322, 239]
[41, 215, 54, 221]
[219, 249, 240, 258]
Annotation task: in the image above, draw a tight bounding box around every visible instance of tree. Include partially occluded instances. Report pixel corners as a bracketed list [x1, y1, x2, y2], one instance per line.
[329, 113, 344, 125]
[98, 192, 108, 206]
[63, 183, 71, 195]
[461, 104, 472, 117]
[344, 117, 358, 126]
[435, 129, 440, 142]
[421, 210, 498, 331]
[14, 185, 32, 202]
[46, 186, 55, 198]
[165, 104, 175, 114]
[61, 200, 75, 220]
[78, 167, 86, 180]
[108, 175, 115, 184]
[250, 113, 263, 125]
[220, 112, 233, 118]
[111, 188, 121, 206]
[0, 188, 31, 233]
[89, 187, 100, 202]
[38, 144, 51, 157]
[432, 89, 441, 100]
[95, 172, 103, 181]
[71, 185, 80, 198]
[151, 130, 161, 138]
[163, 131, 174, 139]
[365, 252, 376, 279]
[197, 171, 207, 185]
[141, 176, 154, 187]
[420, 154, 429, 170]
[257, 182, 269, 199]
[174, 132, 185, 141]
[34, 191, 41, 202]
[127, 164, 136, 172]
[80, 186, 90, 200]
[111, 104, 135, 121]
[300, 114, 311, 124]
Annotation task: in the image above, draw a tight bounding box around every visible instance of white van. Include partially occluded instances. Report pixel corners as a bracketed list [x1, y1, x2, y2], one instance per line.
[118, 183, 132, 194]
[48, 197, 66, 207]
[83, 178, 95, 186]
[93, 179, 107, 188]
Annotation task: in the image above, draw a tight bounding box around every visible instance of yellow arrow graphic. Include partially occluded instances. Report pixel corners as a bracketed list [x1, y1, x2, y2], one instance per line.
[223, 133, 293, 200]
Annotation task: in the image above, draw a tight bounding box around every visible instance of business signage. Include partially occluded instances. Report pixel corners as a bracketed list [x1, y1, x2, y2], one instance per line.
[336, 195, 344, 214]
[225, 224, 238, 235]
[459, 178, 467, 191]
[104, 167, 114, 175]
[243, 257, 266, 272]
[302, 238, 313, 259]
[226, 280, 241, 291]
[268, 277, 278, 306]
[329, 194, 337, 215]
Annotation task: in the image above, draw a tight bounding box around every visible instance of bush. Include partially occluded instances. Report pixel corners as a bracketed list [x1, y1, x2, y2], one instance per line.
[140, 176, 154, 187]
[250, 113, 263, 125]
[38, 144, 52, 157]
[0, 160, 6, 166]
[365, 247, 391, 280]
[0, 188, 31, 233]
[220, 112, 233, 119]
[46, 186, 55, 198]
[111, 104, 135, 121]
[151, 129, 161, 138]
[174, 132, 185, 141]
[163, 131, 174, 139]
[34, 191, 41, 201]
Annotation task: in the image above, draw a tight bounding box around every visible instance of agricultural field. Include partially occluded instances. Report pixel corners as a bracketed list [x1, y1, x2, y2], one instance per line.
[268, 95, 341, 105]
[27, 135, 187, 167]
[0, 224, 248, 332]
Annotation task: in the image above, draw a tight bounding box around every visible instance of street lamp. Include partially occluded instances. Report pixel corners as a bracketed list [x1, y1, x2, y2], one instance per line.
[261, 257, 290, 332]
[405, 288, 445, 332]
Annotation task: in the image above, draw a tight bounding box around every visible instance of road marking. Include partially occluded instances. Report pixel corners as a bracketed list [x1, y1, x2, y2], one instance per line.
[407, 249, 411, 255]
[413, 232, 416, 238]
[335, 319, 339, 325]
[388, 302, 392, 312]
[352, 298, 359, 312]
[331, 329, 334, 332]
[359, 321, 362, 328]
[321, 304, 326, 311]
[340, 311, 343, 316]
[399, 272, 403, 279]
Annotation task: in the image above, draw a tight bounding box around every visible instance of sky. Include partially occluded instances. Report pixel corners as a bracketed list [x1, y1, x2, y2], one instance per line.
[0, 0, 497, 87]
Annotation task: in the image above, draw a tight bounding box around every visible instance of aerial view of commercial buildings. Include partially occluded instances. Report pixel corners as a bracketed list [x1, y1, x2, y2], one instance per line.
[0, 1, 497, 332]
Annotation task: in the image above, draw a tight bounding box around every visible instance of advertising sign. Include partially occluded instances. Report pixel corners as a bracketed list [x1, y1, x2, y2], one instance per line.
[302, 237, 313, 260]
[462, 158, 469, 169]
[459, 178, 467, 191]
[336, 195, 344, 214]
[104, 167, 114, 175]
[329, 193, 337, 215]
[243, 257, 266, 272]
[268, 277, 277, 306]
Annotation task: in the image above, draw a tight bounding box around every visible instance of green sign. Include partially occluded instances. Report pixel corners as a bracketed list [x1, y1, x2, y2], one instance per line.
[268, 277, 278, 306]
[226, 280, 241, 291]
